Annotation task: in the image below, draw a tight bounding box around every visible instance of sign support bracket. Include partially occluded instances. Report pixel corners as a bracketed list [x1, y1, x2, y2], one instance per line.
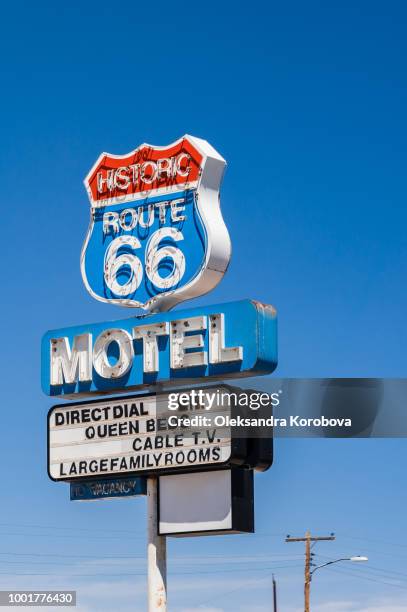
[147, 476, 167, 611]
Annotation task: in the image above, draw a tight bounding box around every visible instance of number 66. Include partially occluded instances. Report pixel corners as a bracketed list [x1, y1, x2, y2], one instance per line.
[103, 228, 186, 297]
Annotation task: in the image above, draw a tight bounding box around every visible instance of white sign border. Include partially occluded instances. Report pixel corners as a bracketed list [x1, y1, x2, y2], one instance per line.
[47, 390, 238, 482]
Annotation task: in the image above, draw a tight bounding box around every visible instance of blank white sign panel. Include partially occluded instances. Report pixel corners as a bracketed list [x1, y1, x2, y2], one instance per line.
[159, 470, 232, 535]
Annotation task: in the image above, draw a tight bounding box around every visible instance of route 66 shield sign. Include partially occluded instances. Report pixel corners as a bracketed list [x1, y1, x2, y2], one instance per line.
[81, 135, 231, 311]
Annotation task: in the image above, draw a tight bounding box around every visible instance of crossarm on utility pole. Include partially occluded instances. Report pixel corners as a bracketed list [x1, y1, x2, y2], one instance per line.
[285, 536, 336, 543]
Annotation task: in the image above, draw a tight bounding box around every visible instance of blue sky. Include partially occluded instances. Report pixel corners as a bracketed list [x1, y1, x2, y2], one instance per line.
[1, 0, 407, 610]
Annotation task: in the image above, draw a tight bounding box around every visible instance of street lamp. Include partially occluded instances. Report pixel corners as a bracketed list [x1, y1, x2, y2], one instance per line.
[311, 555, 368, 580]
[285, 532, 368, 612]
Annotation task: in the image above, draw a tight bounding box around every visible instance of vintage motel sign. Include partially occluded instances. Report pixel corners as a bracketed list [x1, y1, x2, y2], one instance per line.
[81, 135, 231, 311]
[43, 133, 278, 611]
[41, 299, 277, 397]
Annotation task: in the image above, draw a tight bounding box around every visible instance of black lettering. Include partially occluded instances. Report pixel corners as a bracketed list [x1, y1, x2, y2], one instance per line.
[175, 451, 185, 465]
[164, 453, 173, 466]
[146, 419, 155, 432]
[199, 448, 211, 462]
[206, 429, 216, 443]
[187, 449, 197, 463]
[81, 409, 91, 423]
[55, 413, 65, 426]
[212, 447, 221, 461]
[91, 408, 102, 421]
[174, 434, 183, 447]
[85, 427, 95, 439]
[71, 410, 80, 424]
[132, 438, 142, 451]
[128, 421, 139, 435]
[107, 423, 118, 437]
[153, 453, 162, 465]
[129, 456, 141, 469]
[113, 405, 124, 419]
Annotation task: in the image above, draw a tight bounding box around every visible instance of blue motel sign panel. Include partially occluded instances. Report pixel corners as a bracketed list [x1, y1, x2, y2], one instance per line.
[41, 299, 277, 397]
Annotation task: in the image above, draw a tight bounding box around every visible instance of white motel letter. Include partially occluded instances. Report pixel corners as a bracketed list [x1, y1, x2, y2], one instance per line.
[114, 166, 130, 190]
[133, 322, 170, 373]
[93, 329, 134, 379]
[97, 169, 114, 193]
[176, 153, 191, 177]
[119, 208, 139, 231]
[103, 211, 119, 234]
[170, 199, 186, 222]
[50, 334, 92, 385]
[209, 314, 243, 364]
[170, 316, 207, 369]
[156, 157, 172, 179]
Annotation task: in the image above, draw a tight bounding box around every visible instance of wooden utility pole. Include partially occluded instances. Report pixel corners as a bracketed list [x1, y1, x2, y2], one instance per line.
[304, 532, 311, 612]
[285, 531, 335, 612]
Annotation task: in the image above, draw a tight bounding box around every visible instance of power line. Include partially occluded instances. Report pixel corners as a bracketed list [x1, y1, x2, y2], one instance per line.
[0, 556, 302, 568]
[322, 564, 407, 591]
[0, 531, 145, 541]
[335, 533, 407, 550]
[196, 566, 304, 609]
[0, 563, 304, 579]
[0, 522, 145, 535]
[0, 551, 143, 560]
[315, 554, 407, 581]
[0, 524, 287, 537]
[0, 550, 302, 561]
[316, 544, 407, 561]
[4, 527, 407, 550]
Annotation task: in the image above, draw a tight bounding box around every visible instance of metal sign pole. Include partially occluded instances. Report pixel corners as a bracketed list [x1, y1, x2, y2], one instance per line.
[147, 476, 167, 611]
